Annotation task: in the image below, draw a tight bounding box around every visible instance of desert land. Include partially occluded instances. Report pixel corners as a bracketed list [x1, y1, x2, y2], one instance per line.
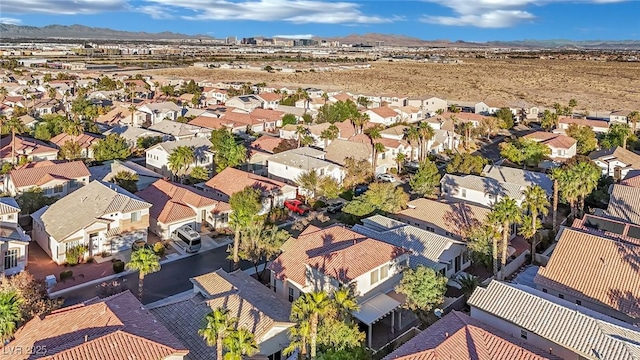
[147, 59, 640, 111]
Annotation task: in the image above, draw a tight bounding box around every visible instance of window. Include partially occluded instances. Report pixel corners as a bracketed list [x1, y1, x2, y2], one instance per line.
[426, 226, 435, 232]
[520, 330, 528, 339]
[542, 288, 548, 293]
[446, 261, 453, 271]
[272, 279, 276, 293]
[576, 300, 582, 306]
[559, 294, 565, 299]
[53, 184, 63, 194]
[288, 287, 294, 302]
[380, 264, 389, 279]
[131, 211, 140, 222]
[44, 188, 53, 196]
[439, 268, 446, 277]
[7, 214, 14, 221]
[462, 250, 470, 264]
[4, 249, 18, 269]
[461, 189, 467, 198]
[370, 269, 379, 285]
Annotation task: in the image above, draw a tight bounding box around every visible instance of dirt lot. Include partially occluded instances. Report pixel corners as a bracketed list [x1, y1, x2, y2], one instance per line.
[145, 59, 640, 111]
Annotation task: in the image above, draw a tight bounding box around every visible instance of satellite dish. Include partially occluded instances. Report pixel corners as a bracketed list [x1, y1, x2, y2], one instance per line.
[434, 308, 443, 318]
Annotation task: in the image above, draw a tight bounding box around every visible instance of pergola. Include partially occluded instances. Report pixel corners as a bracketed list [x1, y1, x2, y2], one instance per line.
[352, 292, 403, 349]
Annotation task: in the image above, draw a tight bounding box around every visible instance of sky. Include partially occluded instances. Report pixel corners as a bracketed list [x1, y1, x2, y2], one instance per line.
[1, 0, 639, 41]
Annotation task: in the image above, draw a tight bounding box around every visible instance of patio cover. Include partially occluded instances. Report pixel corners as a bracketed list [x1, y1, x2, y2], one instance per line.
[352, 292, 401, 325]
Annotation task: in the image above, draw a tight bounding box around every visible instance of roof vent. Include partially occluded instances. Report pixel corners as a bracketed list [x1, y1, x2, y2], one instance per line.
[84, 335, 88, 342]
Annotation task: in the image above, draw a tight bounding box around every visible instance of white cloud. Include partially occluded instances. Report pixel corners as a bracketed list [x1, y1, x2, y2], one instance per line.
[137, 5, 173, 20]
[273, 34, 315, 39]
[0, 17, 22, 25]
[144, 0, 397, 24]
[1, 0, 127, 15]
[422, 0, 629, 28]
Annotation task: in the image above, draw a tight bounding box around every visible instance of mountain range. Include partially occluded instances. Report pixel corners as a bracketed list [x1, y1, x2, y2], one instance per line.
[1, 24, 639, 49]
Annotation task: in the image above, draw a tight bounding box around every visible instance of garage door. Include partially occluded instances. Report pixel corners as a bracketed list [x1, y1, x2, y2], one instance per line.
[168, 220, 196, 239]
[111, 231, 146, 253]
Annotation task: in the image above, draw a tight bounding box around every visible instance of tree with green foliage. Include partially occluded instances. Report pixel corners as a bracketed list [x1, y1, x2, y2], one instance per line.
[417, 122, 436, 162]
[479, 116, 500, 139]
[159, 85, 175, 97]
[273, 138, 298, 154]
[410, 160, 441, 198]
[318, 176, 341, 199]
[356, 96, 371, 109]
[320, 124, 339, 148]
[553, 156, 601, 218]
[168, 146, 195, 182]
[495, 107, 514, 129]
[351, 112, 370, 135]
[446, 153, 487, 175]
[16, 187, 58, 214]
[540, 110, 559, 131]
[0, 162, 13, 175]
[396, 266, 447, 323]
[223, 328, 259, 360]
[0, 271, 62, 328]
[601, 123, 635, 149]
[58, 140, 83, 160]
[136, 136, 163, 149]
[343, 182, 408, 218]
[565, 123, 598, 154]
[189, 166, 209, 183]
[199, 307, 238, 360]
[92, 134, 131, 162]
[181, 79, 201, 95]
[291, 291, 332, 359]
[467, 223, 499, 272]
[296, 170, 320, 200]
[520, 185, 550, 260]
[3, 116, 28, 164]
[239, 223, 289, 281]
[628, 111, 640, 132]
[125, 248, 161, 300]
[454, 273, 480, 301]
[499, 138, 550, 168]
[229, 186, 262, 270]
[316, 100, 359, 124]
[282, 113, 297, 127]
[488, 197, 522, 279]
[111, 171, 138, 193]
[210, 128, 247, 172]
[342, 157, 372, 190]
[0, 291, 22, 342]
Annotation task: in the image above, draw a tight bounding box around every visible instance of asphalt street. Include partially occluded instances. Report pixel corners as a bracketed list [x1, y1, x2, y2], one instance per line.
[62, 246, 255, 306]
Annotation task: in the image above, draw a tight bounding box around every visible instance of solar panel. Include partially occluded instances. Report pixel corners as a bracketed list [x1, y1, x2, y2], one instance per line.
[584, 215, 626, 235]
[627, 225, 640, 240]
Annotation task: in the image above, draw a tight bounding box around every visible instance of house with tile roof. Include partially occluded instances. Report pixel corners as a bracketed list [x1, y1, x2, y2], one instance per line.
[6, 290, 188, 360]
[524, 131, 577, 159]
[407, 95, 447, 115]
[6, 160, 90, 197]
[89, 160, 164, 192]
[0, 135, 58, 163]
[555, 116, 609, 134]
[49, 132, 103, 159]
[353, 215, 471, 279]
[534, 227, 640, 324]
[104, 125, 167, 149]
[0, 198, 31, 276]
[150, 269, 293, 360]
[571, 213, 640, 246]
[145, 137, 215, 178]
[148, 119, 211, 141]
[266, 147, 345, 185]
[621, 169, 640, 188]
[482, 164, 553, 195]
[589, 146, 640, 179]
[610, 109, 632, 123]
[383, 310, 560, 360]
[605, 184, 640, 226]
[394, 198, 490, 240]
[365, 107, 402, 126]
[136, 179, 231, 239]
[441, 173, 526, 208]
[269, 224, 411, 348]
[255, 92, 281, 109]
[204, 167, 296, 214]
[137, 102, 182, 126]
[226, 94, 263, 111]
[468, 281, 640, 360]
[31, 180, 152, 264]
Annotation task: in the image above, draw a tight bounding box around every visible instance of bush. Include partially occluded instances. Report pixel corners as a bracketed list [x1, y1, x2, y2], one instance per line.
[267, 206, 289, 224]
[96, 280, 127, 297]
[112, 260, 125, 273]
[101, 250, 111, 258]
[65, 245, 88, 265]
[389, 167, 398, 174]
[153, 242, 166, 256]
[60, 270, 73, 281]
[312, 200, 326, 210]
[86, 257, 94, 263]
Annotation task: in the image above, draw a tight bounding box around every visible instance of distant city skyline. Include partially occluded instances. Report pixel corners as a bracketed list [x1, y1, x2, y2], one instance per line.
[1, 0, 638, 41]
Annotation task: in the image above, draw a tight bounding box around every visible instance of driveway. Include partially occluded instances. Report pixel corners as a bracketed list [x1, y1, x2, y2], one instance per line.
[61, 246, 256, 306]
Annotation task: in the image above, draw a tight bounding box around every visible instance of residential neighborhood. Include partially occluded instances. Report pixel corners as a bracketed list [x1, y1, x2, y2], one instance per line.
[1, 56, 640, 360]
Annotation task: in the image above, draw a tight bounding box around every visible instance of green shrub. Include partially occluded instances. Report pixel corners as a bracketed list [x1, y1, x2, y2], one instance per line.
[153, 242, 166, 256]
[112, 260, 125, 273]
[60, 270, 73, 281]
[65, 245, 88, 265]
[312, 200, 326, 210]
[389, 167, 398, 174]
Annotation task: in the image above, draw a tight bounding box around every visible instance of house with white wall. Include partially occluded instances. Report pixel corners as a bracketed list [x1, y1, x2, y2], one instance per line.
[524, 132, 577, 159]
[365, 107, 401, 126]
[0, 198, 31, 276]
[145, 137, 214, 178]
[407, 96, 447, 115]
[31, 180, 151, 264]
[226, 95, 263, 111]
[556, 117, 609, 134]
[269, 224, 411, 348]
[136, 179, 230, 239]
[0, 136, 58, 163]
[589, 146, 640, 179]
[474, 101, 502, 115]
[267, 147, 344, 185]
[137, 102, 181, 126]
[255, 92, 281, 109]
[148, 120, 210, 141]
[393, 105, 423, 123]
[441, 173, 525, 207]
[6, 160, 90, 197]
[610, 110, 631, 123]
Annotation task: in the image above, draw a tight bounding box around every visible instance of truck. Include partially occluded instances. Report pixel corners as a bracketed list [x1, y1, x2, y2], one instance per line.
[284, 199, 310, 215]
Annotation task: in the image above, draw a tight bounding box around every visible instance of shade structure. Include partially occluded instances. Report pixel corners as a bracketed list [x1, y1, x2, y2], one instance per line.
[352, 292, 402, 325]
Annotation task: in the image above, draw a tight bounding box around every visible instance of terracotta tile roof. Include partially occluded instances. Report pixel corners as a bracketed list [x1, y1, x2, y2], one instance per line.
[221, 111, 255, 126]
[256, 92, 280, 102]
[606, 184, 640, 225]
[250, 108, 284, 122]
[369, 106, 399, 118]
[383, 311, 559, 360]
[558, 116, 609, 128]
[6, 291, 188, 360]
[571, 214, 640, 246]
[590, 147, 640, 171]
[396, 199, 490, 239]
[441, 112, 487, 123]
[375, 137, 408, 149]
[269, 225, 408, 286]
[534, 228, 640, 322]
[621, 170, 640, 188]
[249, 135, 282, 154]
[188, 115, 227, 130]
[136, 179, 228, 223]
[9, 160, 90, 188]
[331, 93, 353, 102]
[205, 167, 286, 198]
[334, 119, 357, 139]
[0, 135, 58, 160]
[50, 132, 103, 150]
[96, 105, 134, 125]
[524, 131, 576, 149]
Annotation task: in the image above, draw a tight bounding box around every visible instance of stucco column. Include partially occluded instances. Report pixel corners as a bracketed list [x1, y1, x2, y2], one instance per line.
[368, 324, 372, 349]
[398, 311, 402, 329]
[391, 310, 395, 334]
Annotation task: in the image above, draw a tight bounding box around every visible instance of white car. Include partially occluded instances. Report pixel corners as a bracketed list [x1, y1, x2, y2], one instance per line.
[376, 173, 396, 183]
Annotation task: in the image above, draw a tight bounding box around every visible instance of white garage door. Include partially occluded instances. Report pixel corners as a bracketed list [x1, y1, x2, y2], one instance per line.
[111, 231, 146, 253]
[168, 220, 196, 239]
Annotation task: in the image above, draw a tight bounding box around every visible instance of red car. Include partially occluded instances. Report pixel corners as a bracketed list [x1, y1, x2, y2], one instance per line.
[284, 199, 310, 215]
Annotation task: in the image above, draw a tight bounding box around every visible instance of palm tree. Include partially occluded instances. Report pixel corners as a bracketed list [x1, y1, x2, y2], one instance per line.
[488, 197, 522, 279]
[521, 185, 550, 260]
[458, 121, 474, 151]
[454, 274, 480, 301]
[319, 124, 339, 148]
[0, 291, 22, 342]
[291, 291, 331, 359]
[449, 104, 461, 113]
[574, 161, 601, 217]
[549, 168, 561, 232]
[619, 123, 633, 149]
[367, 125, 386, 172]
[223, 328, 259, 360]
[168, 146, 195, 182]
[127, 82, 136, 105]
[405, 126, 420, 161]
[332, 287, 359, 320]
[418, 122, 435, 162]
[395, 153, 406, 173]
[351, 112, 369, 134]
[128, 104, 137, 126]
[47, 86, 57, 100]
[5, 116, 28, 165]
[295, 125, 311, 148]
[284, 319, 311, 359]
[296, 170, 320, 200]
[198, 307, 237, 360]
[321, 92, 329, 105]
[125, 248, 161, 299]
[629, 111, 640, 132]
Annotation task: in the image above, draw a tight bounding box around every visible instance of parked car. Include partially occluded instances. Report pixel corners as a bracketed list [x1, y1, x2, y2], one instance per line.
[354, 184, 369, 196]
[171, 225, 201, 253]
[326, 201, 345, 214]
[284, 199, 310, 215]
[132, 239, 152, 251]
[376, 173, 396, 183]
